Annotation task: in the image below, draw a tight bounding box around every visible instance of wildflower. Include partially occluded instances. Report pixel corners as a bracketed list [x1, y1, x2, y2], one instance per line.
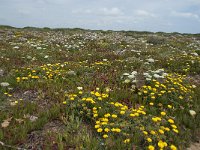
[143, 131, 148, 135]
[77, 87, 83, 90]
[168, 119, 174, 124]
[161, 112, 166, 116]
[150, 130, 156, 135]
[168, 105, 172, 109]
[95, 125, 100, 128]
[159, 129, 164, 134]
[115, 128, 121, 132]
[120, 111, 125, 115]
[170, 145, 177, 150]
[63, 101, 67, 104]
[189, 110, 196, 117]
[14, 101, 18, 104]
[104, 113, 111, 117]
[149, 102, 154, 106]
[158, 140, 167, 149]
[97, 128, 103, 132]
[147, 138, 152, 142]
[104, 128, 110, 132]
[93, 114, 98, 117]
[111, 114, 117, 118]
[173, 129, 179, 133]
[148, 145, 155, 150]
[70, 97, 74, 100]
[103, 134, 108, 138]
[171, 125, 177, 129]
[124, 138, 130, 143]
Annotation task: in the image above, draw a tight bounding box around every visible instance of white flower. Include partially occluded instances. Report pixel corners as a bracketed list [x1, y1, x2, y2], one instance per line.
[103, 59, 108, 61]
[189, 110, 196, 117]
[77, 87, 83, 90]
[13, 46, 19, 49]
[191, 52, 198, 56]
[131, 71, 137, 75]
[128, 75, 135, 79]
[147, 58, 155, 63]
[192, 85, 196, 88]
[132, 79, 137, 83]
[123, 73, 130, 76]
[0, 82, 10, 87]
[67, 70, 76, 76]
[124, 79, 131, 83]
[153, 74, 161, 78]
[44, 55, 49, 59]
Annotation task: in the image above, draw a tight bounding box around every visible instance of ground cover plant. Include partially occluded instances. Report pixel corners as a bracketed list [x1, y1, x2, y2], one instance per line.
[0, 26, 200, 150]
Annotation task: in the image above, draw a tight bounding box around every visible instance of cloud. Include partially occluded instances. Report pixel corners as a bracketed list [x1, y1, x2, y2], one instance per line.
[135, 10, 157, 18]
[72, 7, 124, 17]
[99, 7, 124, 16]
[172, 11, 199, 19]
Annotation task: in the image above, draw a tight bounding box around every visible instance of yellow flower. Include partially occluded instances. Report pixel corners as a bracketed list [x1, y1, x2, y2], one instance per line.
[103, 134, 108, 138]
[173, 129, 179, 133]
[130, 113, 135, 117]
[78, 91, 83, 94]
[104, 128, 110, 132]
[158, 140, 168, 148]
[147, 138, 152, 142]
[168, 119, 174, 124]
[97, 128, 103, 132]
[161, 112, 166, 116]
[98, 97, 102, 100]
[170, 145, 177, 150]
[111, 114, 117, 118]
[70, 97, 74, 100]
[149, 102, 154, 106]
[93, 114, 98, 117]
[95, 125, 100, 128]
[171, 124, 177, 129]
[164, 127, 170, 131]
[120, 111, 125, 115]
[143, 90, 148, 94]
[148, 145, 155, 150]
[104, 113, 111, 117]
[115, 128, 121, 132]
[150, 130, 156, 135]
[63, 101, 67, 104]
[143, 131, 148, 135]
[124, 138, 130, 143]
[168, 105, 172, 108]
[159, 129, 164, 134]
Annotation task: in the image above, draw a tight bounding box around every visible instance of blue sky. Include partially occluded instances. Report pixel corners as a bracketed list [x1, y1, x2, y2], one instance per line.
[0, 0, 200, 33]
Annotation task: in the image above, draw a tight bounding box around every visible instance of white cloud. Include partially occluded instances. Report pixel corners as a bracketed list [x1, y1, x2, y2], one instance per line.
[99, 7, 124, 16]
[172, 11, 199, 19]
[72, 7, 123, 17]
[135, 10, 156, 18]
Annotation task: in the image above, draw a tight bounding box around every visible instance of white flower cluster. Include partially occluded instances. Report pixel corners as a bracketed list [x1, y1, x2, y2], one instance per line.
[143, 69, 168, 81]
[122, 71, 137, 84]
[122, 69, 168, 85]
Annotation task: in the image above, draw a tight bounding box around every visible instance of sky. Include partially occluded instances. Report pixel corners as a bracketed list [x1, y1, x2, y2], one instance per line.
[0, 0, 200, 33]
